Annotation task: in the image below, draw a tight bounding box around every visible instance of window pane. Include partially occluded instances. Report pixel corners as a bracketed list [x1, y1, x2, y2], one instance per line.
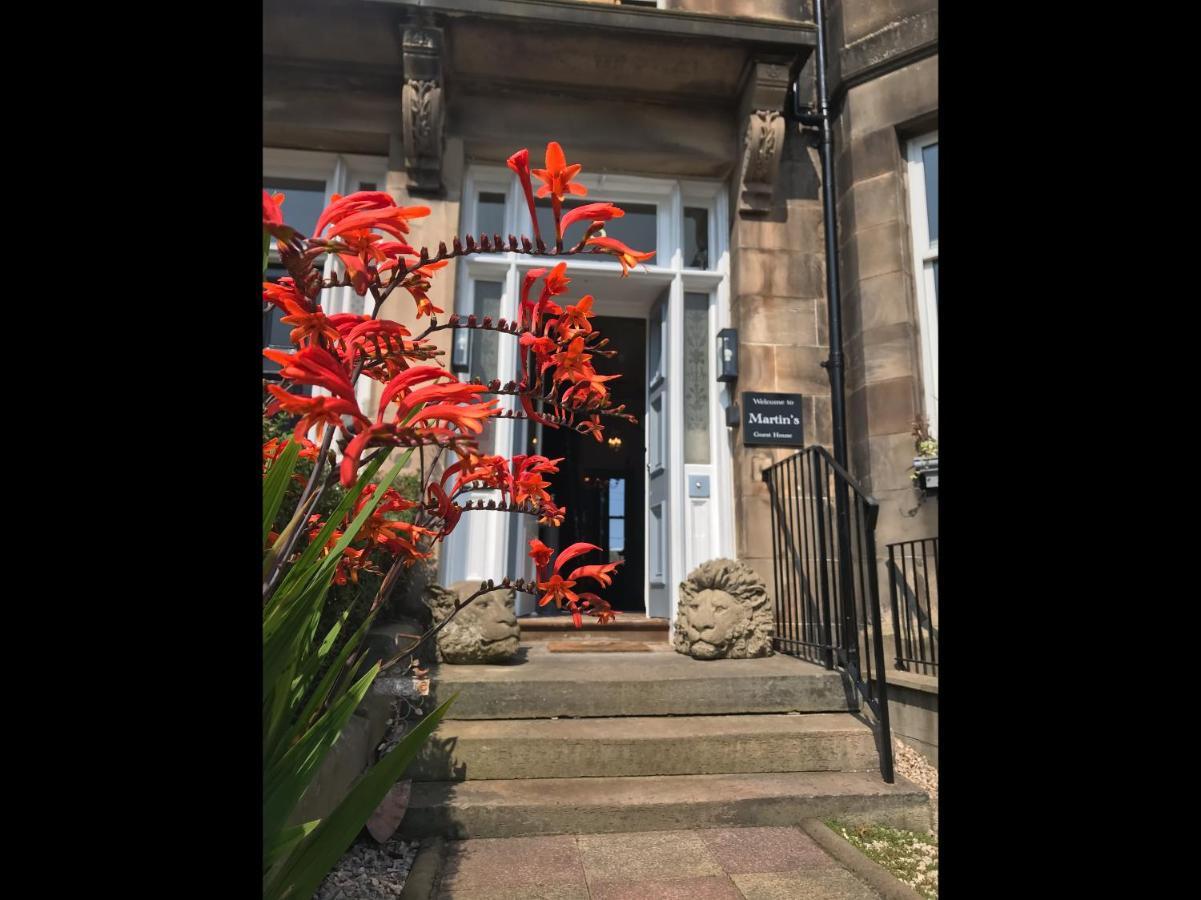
[683, 293, 710, 464]
[683, 206, 709, 269]
[477, 191, 507, 241]
[263, 176, 326, 239]
[921, 142, 938, 243]
[608, 478, 625, 517]
[470, 281, 503, 382]
[358, 181, 377, 192]
[608, 517, 625, 556]
[537, 198, 657, 259]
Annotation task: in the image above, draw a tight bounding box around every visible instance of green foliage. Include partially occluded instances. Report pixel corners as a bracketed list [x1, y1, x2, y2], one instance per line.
[263, 435, 452, 900]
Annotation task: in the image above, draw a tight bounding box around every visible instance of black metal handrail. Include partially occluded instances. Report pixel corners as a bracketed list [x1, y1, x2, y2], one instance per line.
[762, 446, 894, 783]
[886, 538, 939, 675]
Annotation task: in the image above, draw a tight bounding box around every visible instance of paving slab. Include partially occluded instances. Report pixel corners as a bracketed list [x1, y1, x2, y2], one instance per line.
[422, 827, 889, 899]
[699, 826, 841, 874]
[731, 867, 882, 899]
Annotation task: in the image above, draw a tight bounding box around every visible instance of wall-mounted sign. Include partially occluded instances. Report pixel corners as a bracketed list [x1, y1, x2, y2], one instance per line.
[741, 392, 804, 447]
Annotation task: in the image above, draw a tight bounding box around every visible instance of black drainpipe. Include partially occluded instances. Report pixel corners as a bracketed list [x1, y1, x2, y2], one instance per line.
[794, 0, 848, 470]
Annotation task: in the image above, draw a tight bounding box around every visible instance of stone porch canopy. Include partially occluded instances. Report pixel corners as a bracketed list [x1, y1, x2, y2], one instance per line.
[265, 0, 818, 187]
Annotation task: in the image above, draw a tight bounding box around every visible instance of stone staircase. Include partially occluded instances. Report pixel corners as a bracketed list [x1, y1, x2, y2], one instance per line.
[396, 641, 930, 840]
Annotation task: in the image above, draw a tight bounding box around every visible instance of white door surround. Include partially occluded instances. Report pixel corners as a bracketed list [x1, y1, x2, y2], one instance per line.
[440, 166, 735, 628]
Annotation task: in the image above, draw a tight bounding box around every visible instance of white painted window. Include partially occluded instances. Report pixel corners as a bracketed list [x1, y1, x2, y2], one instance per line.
[906, 132, 938, 438]
[262, 148, 387, 420]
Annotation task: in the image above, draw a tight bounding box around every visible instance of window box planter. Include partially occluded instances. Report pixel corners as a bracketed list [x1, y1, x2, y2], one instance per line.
[912, 456, 938, 493]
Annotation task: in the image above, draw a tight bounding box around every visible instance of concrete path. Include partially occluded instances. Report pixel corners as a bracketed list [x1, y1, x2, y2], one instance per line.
[432, 825, 884, 899]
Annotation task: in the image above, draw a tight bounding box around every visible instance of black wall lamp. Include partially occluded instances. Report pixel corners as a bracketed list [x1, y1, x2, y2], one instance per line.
[717, 327, 739, 428]
[717, 328, 739, 382]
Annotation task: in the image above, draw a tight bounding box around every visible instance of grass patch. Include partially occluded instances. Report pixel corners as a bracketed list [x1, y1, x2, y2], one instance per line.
[826, 820, 938, 899]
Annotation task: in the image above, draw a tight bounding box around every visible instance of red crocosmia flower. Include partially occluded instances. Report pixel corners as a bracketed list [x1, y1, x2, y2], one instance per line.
[392, 381, 491, 421]
[411, 400, 499, 435]
[513, 470, 551, 507]
[551, 337, 595, 383]
[529, 538, 554, 582]
[585, 235, 655, 276]
[519, 267, 547, 330]
[537, 573, 578, 609]
[558, 202, 624, 239]
[263, 191, 297, 241]
[579, 415, 605, 442]
[280, 308, 340, 349]
[538, 501, 566, 527]
[507, 148, 542, 245]
[532, 142, 587, 202]
[263, 277, 312, 315]
[265, 387, 370, 442]
[552, 542, 602, 575]
[339, 422, 398, 487]
[444, 453, 509, 496]
[378, 366, 455, 416]
[425, 482, 463, 539]
[314, 191, 430, 240]
[563, 372, 620, 409]
[411, 288, 444, 319]
[542, 262, 571, 296]
[342, 319, 412, 361]
[558, 295, 595, 336]
[263, 345, 357, 402]
[567, 561, 622, 590]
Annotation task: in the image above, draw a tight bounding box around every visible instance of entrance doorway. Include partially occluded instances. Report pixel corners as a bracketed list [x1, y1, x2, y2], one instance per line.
[536, 316, 646, 613]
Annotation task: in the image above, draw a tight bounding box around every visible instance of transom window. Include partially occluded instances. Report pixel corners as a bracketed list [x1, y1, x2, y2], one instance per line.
[906, 132, 938, 439]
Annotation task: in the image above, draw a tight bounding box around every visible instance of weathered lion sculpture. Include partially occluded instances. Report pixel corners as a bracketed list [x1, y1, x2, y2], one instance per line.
[673, 558, 773, 659]
[423, 580, 521, 664]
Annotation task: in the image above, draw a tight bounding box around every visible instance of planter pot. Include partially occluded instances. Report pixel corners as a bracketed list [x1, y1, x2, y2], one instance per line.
[912, 456, 938, 493]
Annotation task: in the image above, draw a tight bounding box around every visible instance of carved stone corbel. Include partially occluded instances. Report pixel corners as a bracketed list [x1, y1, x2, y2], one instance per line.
[401, 24, 445, 194]
[736, 59, 794, 215]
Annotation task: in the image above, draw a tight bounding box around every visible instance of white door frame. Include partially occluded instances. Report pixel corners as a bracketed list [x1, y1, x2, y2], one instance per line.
[443, 166, 733, 628]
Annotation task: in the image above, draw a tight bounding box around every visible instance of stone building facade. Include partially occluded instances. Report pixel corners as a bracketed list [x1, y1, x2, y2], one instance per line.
[263, 0, 939, 626]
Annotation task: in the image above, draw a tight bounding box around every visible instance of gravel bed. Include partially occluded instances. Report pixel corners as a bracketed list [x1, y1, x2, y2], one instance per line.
[315, 836, 420, 900]
[892, 738, 938, 835]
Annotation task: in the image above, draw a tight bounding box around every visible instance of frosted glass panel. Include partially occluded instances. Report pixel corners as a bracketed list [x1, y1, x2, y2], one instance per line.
[683, 293, 710, 464]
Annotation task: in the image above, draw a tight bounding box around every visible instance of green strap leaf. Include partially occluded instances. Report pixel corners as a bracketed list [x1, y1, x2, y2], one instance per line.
[263, 440, 301, 549]
[265, 694, 456, 900]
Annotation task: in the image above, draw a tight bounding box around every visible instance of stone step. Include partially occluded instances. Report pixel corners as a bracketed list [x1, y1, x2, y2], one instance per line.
[399, 771, 930, 839]
[408, 712, 879, 781]
[427, 645, 857, 719]
[518, 614, 669, 642]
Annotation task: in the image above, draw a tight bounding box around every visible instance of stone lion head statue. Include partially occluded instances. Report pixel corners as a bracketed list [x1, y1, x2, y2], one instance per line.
[674, 558, 773, 659]
[423, 580, 521, 664]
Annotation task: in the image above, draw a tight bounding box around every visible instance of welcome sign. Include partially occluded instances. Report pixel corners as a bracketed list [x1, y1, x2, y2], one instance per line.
[741, 392, 804, 447]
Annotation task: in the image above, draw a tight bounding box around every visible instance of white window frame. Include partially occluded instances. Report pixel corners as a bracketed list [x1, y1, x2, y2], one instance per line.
[443, 165, 732, 625]
[262, 148, 388, 422]
[906, 131, 938, 440]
